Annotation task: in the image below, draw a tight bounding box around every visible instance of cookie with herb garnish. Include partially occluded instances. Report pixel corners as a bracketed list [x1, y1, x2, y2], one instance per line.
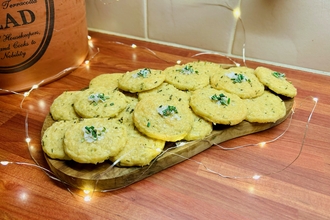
[111, 126, 165, 167]
[50, 91, 80, 121]
[63, 118, 127, 164]
[190, 87, 247, 125]
[164, 63, 210, 91]
[118, 68, 165, 93]
[42, 120, 78, 160]
[255, 66, 297, 98]
[89, 73, 124, 90]
[184, 61, 228, 78]
[210, 67, 264, 99]
[244, 90, 286, 123]
[133, 95, 194, 142]
[73, 87, 128, 118]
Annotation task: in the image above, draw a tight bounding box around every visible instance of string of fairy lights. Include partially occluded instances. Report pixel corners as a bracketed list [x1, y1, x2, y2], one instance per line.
[0, 1, 320, 202]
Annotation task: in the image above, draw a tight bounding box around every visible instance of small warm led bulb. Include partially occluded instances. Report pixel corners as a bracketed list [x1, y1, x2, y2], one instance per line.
[87, 35, 92, 40]
[233, 8, 241, 19]
[313, 97, 318, 102]
[25, 138, 31, 143]
[1, 161, 10, 166]
[131, 44, 137, 48]
[253, 175, 261, 180]
[32, 84, 39, 90]
[84, 195, 91, 202]
[23, 92, 30, 97]
[176, 60, 181, 64]
[85, 60, 90, 65]
[259, 142, 266, 147]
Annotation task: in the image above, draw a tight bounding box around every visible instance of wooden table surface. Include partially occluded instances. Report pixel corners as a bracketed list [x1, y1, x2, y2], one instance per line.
[1, 31, 330, 220]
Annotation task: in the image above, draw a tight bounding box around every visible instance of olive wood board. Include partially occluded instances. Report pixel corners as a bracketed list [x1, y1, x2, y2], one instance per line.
[42, 97, 294, 191]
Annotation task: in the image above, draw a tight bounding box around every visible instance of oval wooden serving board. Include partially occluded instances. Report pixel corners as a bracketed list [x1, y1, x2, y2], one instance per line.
[42, 98, 294, 191]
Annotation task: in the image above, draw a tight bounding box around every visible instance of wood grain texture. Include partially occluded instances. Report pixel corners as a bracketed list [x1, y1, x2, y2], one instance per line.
[0, 31, 330, 220]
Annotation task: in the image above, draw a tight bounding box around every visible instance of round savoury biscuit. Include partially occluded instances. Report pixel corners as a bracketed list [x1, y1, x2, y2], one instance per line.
[244, 90, 286, 123]
[184, 61, 227, 77]
[42, 120, 78, 160]
[50, 91, 80, 121]
[89, 73, 124, 90]
[210, 67, 264, 99]
[183, 113, 213, 141]
[133, 96, 194, 142]
[64, 118, 127, 164]
[164, 63, 210, 91]
[74, 87, 128, 118]
[190, 87, 247, 125]
[111, 127, 165, 167]
[118, 68, 165, 93]
[138, 82, 190, 105]
[255, 66, 297, 98]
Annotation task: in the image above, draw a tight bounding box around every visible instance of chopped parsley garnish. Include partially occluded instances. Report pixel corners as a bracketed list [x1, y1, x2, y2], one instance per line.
[225, 72, 250, 84]
[210, 93, 231, 106]
[176, 65, 198, 75]
[157, 105, 178, 117]
[88, 93, 110, 105]
[135, 68, 151, 78]
[272, 71, 286, 79]
[82, 126, 107, 143]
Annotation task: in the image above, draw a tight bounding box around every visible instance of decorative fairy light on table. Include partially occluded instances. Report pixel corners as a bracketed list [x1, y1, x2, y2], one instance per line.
[0, 3, 320, 202]
[0, 40, 320, 201]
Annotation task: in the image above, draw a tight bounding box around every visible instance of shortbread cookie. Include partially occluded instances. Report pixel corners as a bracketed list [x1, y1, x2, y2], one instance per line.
[89, 73, 123, 90]
[190, 87, 247, 125]
[184, 113, 213, 141]
[164, 64, 210, 91]
[138, 82, 190, 105]
[111, 127, 165, 167]
[50, 91, 80, 121]
[133, 96, 194, 142]
[64, 118, 127, 164]
[118, 68, 165, 93]
[74, 87, 128, 118]
[42, 120, 77, 160]
[184, 61, 228, 77]
[255, 67, 297, 98]
[210, 67, 264, 99]
[244, 90, 286, 123]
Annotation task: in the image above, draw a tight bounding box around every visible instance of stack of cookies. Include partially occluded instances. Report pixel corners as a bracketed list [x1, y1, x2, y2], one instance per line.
[42, 62, 297, 166]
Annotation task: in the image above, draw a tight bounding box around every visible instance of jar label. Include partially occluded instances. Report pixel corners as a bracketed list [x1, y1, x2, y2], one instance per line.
[0, 0, 55, 73]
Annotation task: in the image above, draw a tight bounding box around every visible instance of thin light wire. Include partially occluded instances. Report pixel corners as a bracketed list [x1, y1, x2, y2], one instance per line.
[0, 20, 317, 200]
